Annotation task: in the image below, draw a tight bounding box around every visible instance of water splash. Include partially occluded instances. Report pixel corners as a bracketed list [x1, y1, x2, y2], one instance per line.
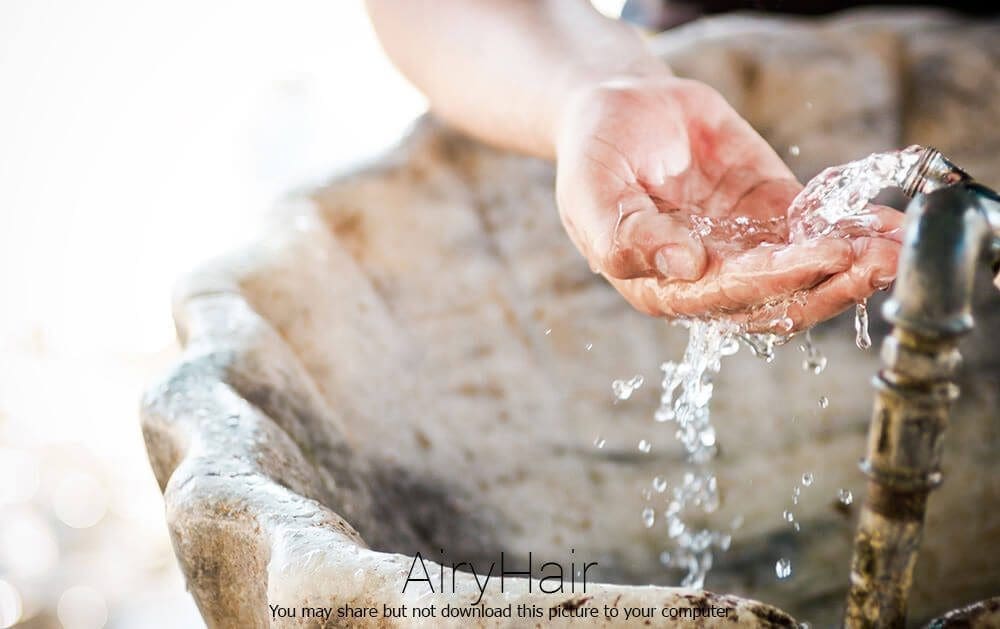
[790, 145, 923, 240]
[855, 300, 872, 350]
[800, 330, 827, 375]
[652, 320, 740, 587]
[838, 488, 854, 506]
[775, 558, 792, 579]
[643, 146, 924, 588]
[642, 507, 656, 529]
[612, 374, 645, 401]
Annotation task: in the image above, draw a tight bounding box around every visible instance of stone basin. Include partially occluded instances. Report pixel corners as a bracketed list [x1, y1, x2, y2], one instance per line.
[141, 10, 1000, 628]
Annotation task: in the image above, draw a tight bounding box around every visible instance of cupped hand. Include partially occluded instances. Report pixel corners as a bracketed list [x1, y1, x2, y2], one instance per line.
[555, 75, 901, 332]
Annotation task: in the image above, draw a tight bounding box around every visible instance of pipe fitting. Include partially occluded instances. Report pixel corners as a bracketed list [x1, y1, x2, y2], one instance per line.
[900, 147, 971, 198]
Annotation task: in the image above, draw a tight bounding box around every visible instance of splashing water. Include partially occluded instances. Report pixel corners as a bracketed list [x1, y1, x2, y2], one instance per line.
[838, 488, 854, 506]
[776, 558, 793, 579]
[643, 146, 924, 588]
[652, 320, 742, 587]
[642, 507, 656, 529]
[799, 330, 827, 375]
[790, 145, 923, 240]
[855, 300, 872, 350]
[612, 374, 645, 401]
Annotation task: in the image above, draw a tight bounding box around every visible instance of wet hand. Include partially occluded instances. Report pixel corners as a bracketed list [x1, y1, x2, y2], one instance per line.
[554, 76, 901, 332]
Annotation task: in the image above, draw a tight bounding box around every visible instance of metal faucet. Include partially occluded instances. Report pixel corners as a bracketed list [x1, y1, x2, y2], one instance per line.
[844, 149, 1000, 628]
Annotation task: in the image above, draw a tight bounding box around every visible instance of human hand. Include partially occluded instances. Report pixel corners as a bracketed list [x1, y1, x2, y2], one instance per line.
[555, 75, 902, 332]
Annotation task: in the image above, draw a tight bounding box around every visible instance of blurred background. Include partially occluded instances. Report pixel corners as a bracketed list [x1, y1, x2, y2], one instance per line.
[0, 1, 627, 626]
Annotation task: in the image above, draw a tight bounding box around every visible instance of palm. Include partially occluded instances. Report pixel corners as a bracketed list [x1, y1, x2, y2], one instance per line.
[556, 77, 900, 331]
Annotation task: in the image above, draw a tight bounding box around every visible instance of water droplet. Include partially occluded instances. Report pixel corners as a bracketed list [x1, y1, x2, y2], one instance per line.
[699, 426, 716, 448]
[793, 522, 801, 532]
[775, 558, 792, 579]
[612, 374, 645, 400]
[544, 328, 552, 335]
[637, 439, 651, 453]
[720, 337, 741, 356]
[659, 551, 672, 567]
[730, 515, 744, 530]
[612, 380, 630, 400]
[838, 488, 853, 505]
[804, 354, 828, 374]
[652, 477, 668, 493]
[585, 342, 594, 351]
[642, 507, 656, 528]
[801, 472, 814, 486]
[800, 330, 828, 374]
[593, 436, 606, 449]
[668, 518, 686, 538]
[789, 145, 801, 157]
[855, 300, 872, 350]
[783, 510, 795, 523]
[818, 396, 829, 409]
[654, 408, 675, 423]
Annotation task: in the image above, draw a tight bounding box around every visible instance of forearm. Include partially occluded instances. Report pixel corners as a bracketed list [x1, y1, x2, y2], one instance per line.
[365, 0, 669, 159]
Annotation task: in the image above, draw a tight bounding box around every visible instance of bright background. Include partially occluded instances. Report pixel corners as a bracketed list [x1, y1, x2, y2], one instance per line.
[0, 1, 624, 627]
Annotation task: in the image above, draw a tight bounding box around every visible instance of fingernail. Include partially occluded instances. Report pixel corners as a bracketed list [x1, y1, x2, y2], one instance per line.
[655, 246, 698, 280]
[874, 271, 896, 289]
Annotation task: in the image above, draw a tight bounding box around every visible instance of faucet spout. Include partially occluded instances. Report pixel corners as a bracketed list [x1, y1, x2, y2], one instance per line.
[844, 181, 999, 629]
[882, 183, 996, 338]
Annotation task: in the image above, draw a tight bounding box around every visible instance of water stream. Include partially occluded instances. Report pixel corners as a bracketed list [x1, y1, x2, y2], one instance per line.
[641, 146, 922, 588]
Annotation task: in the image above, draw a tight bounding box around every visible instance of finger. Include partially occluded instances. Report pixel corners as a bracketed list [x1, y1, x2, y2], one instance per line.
[565, 181, 709, 281]
[617, 238, 853, 318]
[832, 204, 906, 243]
[772, 236, 899, 331]
[609, 204, 708, 280]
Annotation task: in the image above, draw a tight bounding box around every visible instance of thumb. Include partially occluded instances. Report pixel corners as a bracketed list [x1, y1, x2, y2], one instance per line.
[597, 194, 708, 281]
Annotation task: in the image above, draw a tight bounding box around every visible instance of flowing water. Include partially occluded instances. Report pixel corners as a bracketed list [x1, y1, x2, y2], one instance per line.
[639, 146, 923, 588]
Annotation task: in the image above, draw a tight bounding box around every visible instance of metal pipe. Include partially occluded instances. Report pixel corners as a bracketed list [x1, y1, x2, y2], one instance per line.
[899, 147, 971, 198]
[844, 182, 998, 628]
